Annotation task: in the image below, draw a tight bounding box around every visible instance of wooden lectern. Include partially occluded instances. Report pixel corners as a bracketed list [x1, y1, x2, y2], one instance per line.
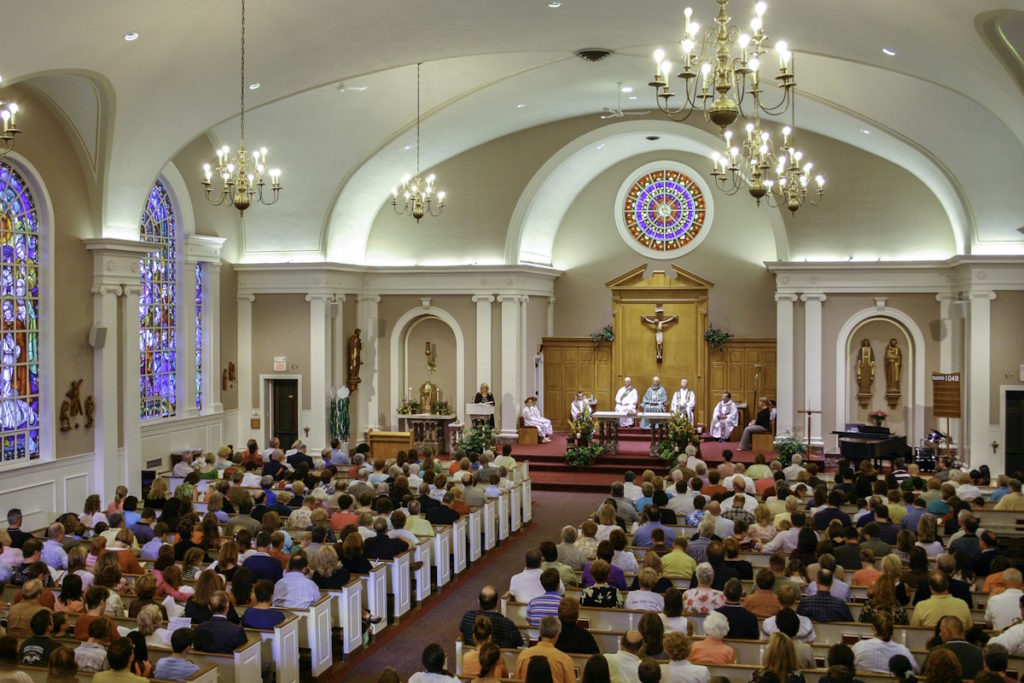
[465, 403, 495, 429]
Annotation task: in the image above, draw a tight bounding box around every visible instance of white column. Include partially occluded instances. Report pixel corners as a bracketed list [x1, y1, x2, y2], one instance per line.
[936, 293, 961, 447]
[547, 296, 555, 337]
[775, 293, 797, 436]
[498, 295, 521, 439]
[121, 285, 143, 494]
[307, 294, 328, 449]
[205, 262, 223, 413]
[967, 290, 996, 471]
[801, 292, 826, 446]
[237, 294, 255, 446]
[520, 295, 530, 402]
[473, 295, 494, 391]
[181, 261, 200, 417]
[356, 295, 381, 438]
[92, 285, 121, 501]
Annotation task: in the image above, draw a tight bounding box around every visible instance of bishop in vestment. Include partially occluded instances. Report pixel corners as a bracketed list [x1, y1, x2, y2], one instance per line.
[639, 377, 668, 429]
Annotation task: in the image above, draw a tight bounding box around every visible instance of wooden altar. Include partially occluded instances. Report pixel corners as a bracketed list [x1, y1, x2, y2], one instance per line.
[592, 410, 675, 456]
[396, 414, 461, 454]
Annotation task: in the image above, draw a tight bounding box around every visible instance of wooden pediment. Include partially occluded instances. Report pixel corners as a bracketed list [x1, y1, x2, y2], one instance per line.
[605, 264, 713, 300]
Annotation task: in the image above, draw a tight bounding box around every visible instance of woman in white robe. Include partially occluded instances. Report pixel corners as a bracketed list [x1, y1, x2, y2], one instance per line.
[522, 397, 553, 441]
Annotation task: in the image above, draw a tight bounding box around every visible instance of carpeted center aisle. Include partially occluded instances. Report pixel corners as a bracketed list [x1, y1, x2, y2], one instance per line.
[334, 490, 603, 682]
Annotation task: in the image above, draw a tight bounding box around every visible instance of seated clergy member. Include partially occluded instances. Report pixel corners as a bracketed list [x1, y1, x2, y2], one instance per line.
[738, 397, 772, 451]
[709, 392, 738, 441]
[570, 391, 591, 420]
[670, 379, 696, 423]
[522, 397, 553, 442]
[639, 376, 668, 430]
[615, 377, 638, 427]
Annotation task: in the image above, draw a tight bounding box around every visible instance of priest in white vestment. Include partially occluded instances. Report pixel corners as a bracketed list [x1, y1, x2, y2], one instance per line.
[570, 391, 591, 421]
[614, 377, 638, 427]
[639, 376, 668, 429]
[522, 396, 553, 442]
[670, 378, 696, 423]
[709, 392, 739, 441]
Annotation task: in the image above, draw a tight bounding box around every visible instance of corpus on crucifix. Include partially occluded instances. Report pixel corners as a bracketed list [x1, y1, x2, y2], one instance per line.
[640, 304, 679, 363]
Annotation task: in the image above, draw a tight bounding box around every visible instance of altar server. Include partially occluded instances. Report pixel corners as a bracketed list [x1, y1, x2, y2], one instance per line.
[709, 392, 739, 441]
[570, 391, 591, 421]
[640, 377, 668, 429]
[614, 377, 639, 427]
[522, 396, 553, 442]
[671, 378, 696, 423]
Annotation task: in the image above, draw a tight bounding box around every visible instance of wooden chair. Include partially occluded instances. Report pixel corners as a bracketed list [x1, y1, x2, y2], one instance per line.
[517, 416, 538, 445]
[751, 417, 776, 451]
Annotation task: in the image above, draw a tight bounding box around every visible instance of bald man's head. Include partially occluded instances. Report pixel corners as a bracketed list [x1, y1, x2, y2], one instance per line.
[622, 629, 644, 654]
[479, 586, 498, 611]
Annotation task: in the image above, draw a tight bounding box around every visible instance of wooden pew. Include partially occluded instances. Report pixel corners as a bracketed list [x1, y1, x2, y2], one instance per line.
[274, 595, 333, 677]
[412, 536, 434, 604]
[19, 662, 219, 683]
[379, 550, 413, 619]
[433, 524, 453, 587]
[468, 507, 482, 562]
[483, 499, 498, 551]
[147, 637, 263, 683]
[510, 484, 522, 532]
[452, 516, 468, 575]
[521, 477, 532, 524]
[361, 563, 389, 636]
[320, 576, 365, 655]
[498, 491, 510, 541]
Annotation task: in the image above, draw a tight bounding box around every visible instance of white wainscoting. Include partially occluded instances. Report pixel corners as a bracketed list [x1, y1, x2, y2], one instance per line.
[140, 410, 238, 471]
[0, 452, 96, 531]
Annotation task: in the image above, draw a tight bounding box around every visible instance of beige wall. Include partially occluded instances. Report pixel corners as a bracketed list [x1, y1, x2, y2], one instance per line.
[552, 151, 777, 339]
[11, 86, 98, 458]
[219, 264, 238, 411]
[991, 291, 1024, 422]
[250, 294, 311, 409]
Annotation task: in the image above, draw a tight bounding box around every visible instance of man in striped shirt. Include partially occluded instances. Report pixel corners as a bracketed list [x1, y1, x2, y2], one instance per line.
[526, 568, 563, 627]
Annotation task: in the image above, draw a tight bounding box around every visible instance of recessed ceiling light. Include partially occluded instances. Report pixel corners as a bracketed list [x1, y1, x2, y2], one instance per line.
[123, 32, 139, 42]
[597, 143, 605, 150]
[860, 129, 871, 135]
[882, 48, 896, 56]
[628, 95, 638, 100]
[248, 82, 261, 90]
[516, 103, 527, 109]
[336, 82, 369, 93]
[620, 85, 634, 93]
[403, 145, 411, 151]
[547, 1, 562, 7]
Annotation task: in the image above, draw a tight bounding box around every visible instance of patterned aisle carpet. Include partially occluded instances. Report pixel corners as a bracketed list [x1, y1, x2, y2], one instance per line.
[329, 490, 604, 682]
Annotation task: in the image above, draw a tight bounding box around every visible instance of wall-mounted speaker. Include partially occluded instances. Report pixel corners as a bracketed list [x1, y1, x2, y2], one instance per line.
[950, 301, 968, 320]
[88, 326, 107, 349]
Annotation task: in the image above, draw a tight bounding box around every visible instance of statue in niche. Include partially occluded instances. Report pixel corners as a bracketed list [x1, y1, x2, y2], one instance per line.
[59, 401, 72, 432]
[885, 338, 903, 408]
[346, 329, 362, 392]
[640, 304, 679, 363]
[855, 339, 875, 408]
[84, 396, 95, 429]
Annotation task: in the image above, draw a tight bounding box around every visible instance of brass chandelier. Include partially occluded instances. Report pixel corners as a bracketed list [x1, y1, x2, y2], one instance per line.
[0, 75, 22, 160]
[201, 0, 281, 217]
[392, 63, 446, 222]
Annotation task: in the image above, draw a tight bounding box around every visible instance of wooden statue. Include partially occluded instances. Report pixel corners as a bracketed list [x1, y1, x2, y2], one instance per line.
[222, 368, 229, 391]
[884, 338, 902, 408]
[346, 329, 362, 392]
[59, 400, 72, 432]
[855, 339, 874, 408]
[66, 379, 83, 417]
[84, 396, 95, 428]
[640, 304, 679, 363]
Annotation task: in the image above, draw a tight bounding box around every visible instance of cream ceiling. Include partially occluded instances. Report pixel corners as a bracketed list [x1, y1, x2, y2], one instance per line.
[7, 1, 1024, 262]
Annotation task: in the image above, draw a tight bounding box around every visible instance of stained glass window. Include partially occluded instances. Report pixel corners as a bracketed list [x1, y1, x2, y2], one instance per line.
[194, 262, 203, 410]
[0, 162, 40, 461]
[622, 168, 706, 253]
[139, 181, 177, 419]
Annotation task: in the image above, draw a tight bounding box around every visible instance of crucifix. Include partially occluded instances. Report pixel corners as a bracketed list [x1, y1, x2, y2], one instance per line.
[640, 304, 679, 363]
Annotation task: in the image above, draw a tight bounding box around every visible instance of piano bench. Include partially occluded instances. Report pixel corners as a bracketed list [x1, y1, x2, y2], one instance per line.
[751, 433, 775, 452]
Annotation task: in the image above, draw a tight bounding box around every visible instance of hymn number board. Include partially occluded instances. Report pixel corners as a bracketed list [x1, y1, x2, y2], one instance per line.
[931, 372, 961, 418]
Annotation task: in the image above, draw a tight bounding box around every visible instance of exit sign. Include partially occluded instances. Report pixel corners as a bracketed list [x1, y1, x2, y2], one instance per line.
[273, 356, 287, 372]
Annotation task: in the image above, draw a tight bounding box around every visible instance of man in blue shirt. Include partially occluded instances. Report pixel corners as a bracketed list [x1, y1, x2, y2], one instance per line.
[122, 496, 142, 527]
[632, 506, 677, 548]
[900, 497, 928, 532]
[797, 570, 853, 623]
[153, 629, 200, 681]
[129, 509, 156, 545]
[140, 522, 168, 561]
[242, 532, 284, 583]
[990, 475, 1011, 503]
[40, 523, 68, 570]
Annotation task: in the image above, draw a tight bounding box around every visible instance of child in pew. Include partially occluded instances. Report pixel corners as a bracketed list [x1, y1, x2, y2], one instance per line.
[48, 646, 80, 683]
[152, 628, 200, 681]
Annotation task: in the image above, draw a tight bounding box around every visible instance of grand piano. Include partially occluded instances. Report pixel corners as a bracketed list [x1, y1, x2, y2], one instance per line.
[832, 423, 910, 467]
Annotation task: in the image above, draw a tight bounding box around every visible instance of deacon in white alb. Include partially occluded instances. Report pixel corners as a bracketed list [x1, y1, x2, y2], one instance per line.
[614, 377, 638, 427]
[570, 391, 591, 421]
[522, 396, 553, 442]
[639, 376, 668, 429]
[670, 378, 696, 423]
[709, 392, 739, 441]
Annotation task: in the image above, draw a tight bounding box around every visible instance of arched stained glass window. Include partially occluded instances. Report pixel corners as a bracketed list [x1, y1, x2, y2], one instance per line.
[0, 162, 40, 461]
[140, 181, 177, 419]
[194, 263, 203, 410]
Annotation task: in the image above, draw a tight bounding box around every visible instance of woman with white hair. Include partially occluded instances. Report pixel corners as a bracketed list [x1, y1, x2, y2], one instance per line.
[681, 563, 725, 614]
[687, 611, 735, 664]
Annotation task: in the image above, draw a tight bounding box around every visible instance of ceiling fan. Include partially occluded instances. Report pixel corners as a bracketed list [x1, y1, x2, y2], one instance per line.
[600, 81, 651, 119]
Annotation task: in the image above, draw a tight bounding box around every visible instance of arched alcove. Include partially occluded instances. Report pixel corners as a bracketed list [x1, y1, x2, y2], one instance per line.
[835, 306, 926, 445]
[388, 305, 465, 423]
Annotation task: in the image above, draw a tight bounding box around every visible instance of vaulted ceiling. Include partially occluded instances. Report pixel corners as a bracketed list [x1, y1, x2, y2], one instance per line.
[7, 1, 1024, 261]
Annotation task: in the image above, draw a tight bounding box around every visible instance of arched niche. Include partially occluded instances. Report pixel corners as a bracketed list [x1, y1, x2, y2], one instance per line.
[835, 307, 926, 445]
[388, 305, 465, 424]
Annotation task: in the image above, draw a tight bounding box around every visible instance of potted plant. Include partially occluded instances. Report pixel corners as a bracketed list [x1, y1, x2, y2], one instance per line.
[655, 414, 701, 467]
[869, 409, 887, 427]
[460, 425, 496, 455]
[564, 415, 605, 467]
[773, 431, 808, 468]
[590, 324, 614, 345]
[704, 326, 734, 351]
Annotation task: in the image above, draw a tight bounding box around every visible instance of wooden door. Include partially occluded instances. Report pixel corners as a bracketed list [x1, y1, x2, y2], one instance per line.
[271, 379, 299, 448]
[707, 340, 777, 425]
[542, 339, 613, 431]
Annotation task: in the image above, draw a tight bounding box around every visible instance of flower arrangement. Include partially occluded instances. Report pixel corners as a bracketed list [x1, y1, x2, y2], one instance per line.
[869, 409, 887, 426]
[772, 431, 808, 468]
[590, 324, 615, 343]
[460, 425, 496, 455]
[656, 414, 701, 466]
[704, 326, 734, 350]
[397, 399, 422, 415]
[564, 415, 605, 467]
[434, 400, 452, 416]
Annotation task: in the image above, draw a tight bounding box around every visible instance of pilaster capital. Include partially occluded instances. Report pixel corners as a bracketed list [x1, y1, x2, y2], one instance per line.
[472, 295, 495, 304]
[873, 297, 887, 310]
[122, 284, 143, 297]
[305, 293, 331, 303]
[332, 293, 347, 303]
[800, 292, 827, 303]
[548, 296, 556, 305]
[935, 292, 959, 303]
[496, 294, 516, 304]
[420, 297, 432, 309]
[356, 294, 381, 304]
[967, 290, 997, 302]
[774, 293, 798, 303]
[238, 294, 256, 303]
[91, 284, 123, 297]
[521, 295, 530, 304]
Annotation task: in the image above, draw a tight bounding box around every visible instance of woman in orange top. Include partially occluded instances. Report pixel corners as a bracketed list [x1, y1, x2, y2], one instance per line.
[104, 528, 144, 575]
[462, 615, 509, 678]
[687, 612, 736, 665]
